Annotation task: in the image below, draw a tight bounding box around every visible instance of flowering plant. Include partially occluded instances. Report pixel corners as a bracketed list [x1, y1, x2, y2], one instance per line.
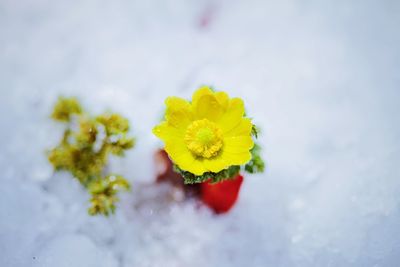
[153, 86, 264, 185]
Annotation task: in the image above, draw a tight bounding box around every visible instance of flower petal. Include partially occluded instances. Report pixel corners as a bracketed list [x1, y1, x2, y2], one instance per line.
[220, 150, 252, 165]
[185, 159, 206, 176]
[215, 91, 229, 110]
[224, 118, 253, 137]
[203, 157, 229, 173]
[192, 86, 214, 104]
[165, 97, 193, 128]
[165, 139, 207, 175]
[218, 98, 245, 133]
[193, 94, 223, 122]
[223, 136, 254, 153]
[152, 122, 185, 142]
[175, 152, 205, 175]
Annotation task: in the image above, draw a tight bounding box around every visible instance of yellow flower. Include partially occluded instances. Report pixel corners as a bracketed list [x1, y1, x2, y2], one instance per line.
[153, 86, 254, 175]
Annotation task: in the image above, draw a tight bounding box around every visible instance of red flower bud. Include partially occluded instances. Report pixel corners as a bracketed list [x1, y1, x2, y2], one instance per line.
[200, 174, 243, 214]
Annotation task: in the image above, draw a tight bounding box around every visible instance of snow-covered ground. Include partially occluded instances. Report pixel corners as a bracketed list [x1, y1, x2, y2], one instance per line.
[1, 0, 400, 266]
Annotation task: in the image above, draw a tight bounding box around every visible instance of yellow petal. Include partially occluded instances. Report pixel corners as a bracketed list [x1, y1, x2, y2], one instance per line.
[224, 118, 253, 137]
[218, 98, 245, 133]
[165, 97, 192, 128]
[164, 138, 207, 175]
[220, 150, 252, 165]
[184, 158, 206, 175]
[192, 86, 214, 104]
[152, 122, 185, 142]
[193, 94, 223, 122]
[215, 91, 229, 110]
[203, 157, 229, 173]
[164, 136, 186, 154]
[174, 151, 206, 175]
[223, 136, 254, 153]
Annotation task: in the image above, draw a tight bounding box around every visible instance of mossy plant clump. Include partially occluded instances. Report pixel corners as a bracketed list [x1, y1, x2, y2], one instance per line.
[48, 97, 135, 216]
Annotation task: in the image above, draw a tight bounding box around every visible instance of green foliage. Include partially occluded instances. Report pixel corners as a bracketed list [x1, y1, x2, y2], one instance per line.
[244, 143, 265, 174]
[48, 97, 134, 216]
[251, 124, 259, 139]
[244, 124, 265, 174]
[174, 164, 240, 185]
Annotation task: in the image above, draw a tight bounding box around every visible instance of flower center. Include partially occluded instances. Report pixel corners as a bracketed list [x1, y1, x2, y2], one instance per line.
[185, 119, 223, 158]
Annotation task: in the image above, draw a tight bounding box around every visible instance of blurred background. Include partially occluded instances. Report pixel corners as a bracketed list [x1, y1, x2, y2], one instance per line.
[1, 0, 400, 266]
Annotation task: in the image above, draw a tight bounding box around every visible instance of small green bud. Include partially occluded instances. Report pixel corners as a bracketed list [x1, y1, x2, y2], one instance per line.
[51, 97, 82, 122]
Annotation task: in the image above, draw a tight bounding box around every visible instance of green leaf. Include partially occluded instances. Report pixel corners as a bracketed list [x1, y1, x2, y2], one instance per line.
[244, 143, 265, 174]
[251, 124, 259, 139]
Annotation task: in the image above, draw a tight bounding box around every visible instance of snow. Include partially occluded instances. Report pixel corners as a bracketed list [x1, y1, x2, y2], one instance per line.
[32, 234, 119, 267]
[1, 0, 400, 266]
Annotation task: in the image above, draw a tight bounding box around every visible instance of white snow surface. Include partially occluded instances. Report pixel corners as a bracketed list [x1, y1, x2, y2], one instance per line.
[1, 0, 400, 266]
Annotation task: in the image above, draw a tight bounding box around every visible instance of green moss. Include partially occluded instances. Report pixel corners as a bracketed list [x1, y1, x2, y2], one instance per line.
[48, 97, 134, 216]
